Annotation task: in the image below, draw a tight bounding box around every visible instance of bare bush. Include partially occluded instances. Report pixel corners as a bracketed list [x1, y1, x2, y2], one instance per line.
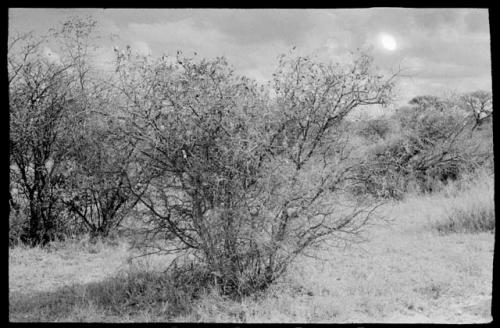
[61, 115, 141, 239]
[115, 48, 396, 297]
[460, 90, 492, 130]
[9, 31, 84, 245]
[8, 18, 143, 244]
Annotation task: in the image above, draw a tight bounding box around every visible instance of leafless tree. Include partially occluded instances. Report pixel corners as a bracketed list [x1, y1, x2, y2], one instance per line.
[460, 90, 492, 130]
[8, 17, 141, 244]
[9, 31, 81, 244]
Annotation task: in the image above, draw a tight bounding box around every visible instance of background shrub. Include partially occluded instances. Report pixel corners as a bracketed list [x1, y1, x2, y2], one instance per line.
[433, 170, 495, 234]
[352, 94, 493, 199]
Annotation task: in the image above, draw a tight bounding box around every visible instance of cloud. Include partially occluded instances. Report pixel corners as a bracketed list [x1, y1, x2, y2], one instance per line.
[91, 45, 116, 72]
[401, 56, 490, 80]
[199, 9, 317, 45]
[127, 19, 228, 56]
[9, 8, 491, 102]
[42, 47, 61, 64]
[122, 18, 291, 82]
[398, 75, 491, 100]
[464, 9, 490, 33]
[125, 9, 490, 98]
[107, 9, 316, 46]
[131, 40, 152, 56]
[410, 8, 466, 30]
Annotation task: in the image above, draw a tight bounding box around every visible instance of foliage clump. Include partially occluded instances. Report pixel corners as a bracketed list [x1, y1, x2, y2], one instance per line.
[353, 92, 492, 199]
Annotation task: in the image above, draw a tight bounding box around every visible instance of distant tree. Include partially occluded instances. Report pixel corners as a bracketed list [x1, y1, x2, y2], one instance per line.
[357, 117, 393, 141]
[460, 90, 492, 130]
[359, 92, 492, 198]
[408, 95, 448, 112]
[115, 48, 396, 298]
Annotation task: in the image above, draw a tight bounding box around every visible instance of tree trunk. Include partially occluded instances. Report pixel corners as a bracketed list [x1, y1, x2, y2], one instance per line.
[28, 198, 43, 245]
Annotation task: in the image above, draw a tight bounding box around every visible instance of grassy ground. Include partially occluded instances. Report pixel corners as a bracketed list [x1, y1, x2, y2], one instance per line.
[9, 175, 494, 323]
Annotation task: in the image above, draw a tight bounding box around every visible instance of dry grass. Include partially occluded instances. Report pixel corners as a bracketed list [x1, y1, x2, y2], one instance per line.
[9, 174, 494, 323]
[434, 171, 494, 234]
[175, 214, 493, 323]
[396, 169, 494, 234]
[9, 237, 130, 296]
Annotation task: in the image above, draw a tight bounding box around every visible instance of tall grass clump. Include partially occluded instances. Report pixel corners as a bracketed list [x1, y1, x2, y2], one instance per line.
[10, 260, 218, 322]
[434, 170, 494, 234]
[74, 260, 218, 319]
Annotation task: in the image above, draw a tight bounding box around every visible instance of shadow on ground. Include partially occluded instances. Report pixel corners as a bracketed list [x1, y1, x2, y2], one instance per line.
[9, 268, 203, 322]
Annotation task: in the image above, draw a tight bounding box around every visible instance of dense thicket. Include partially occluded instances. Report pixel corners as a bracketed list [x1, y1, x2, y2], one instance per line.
[353, 92, 493, 199]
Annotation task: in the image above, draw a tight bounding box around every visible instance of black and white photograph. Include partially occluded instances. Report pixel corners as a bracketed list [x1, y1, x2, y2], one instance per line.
[8, 8, 493, 323]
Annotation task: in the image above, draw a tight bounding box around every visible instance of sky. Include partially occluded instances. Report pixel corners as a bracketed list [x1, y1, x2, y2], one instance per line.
[9, 8, 492, 108]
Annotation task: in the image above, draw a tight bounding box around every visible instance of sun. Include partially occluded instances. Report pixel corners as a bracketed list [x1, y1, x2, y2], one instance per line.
[380, 33, 397, 51]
